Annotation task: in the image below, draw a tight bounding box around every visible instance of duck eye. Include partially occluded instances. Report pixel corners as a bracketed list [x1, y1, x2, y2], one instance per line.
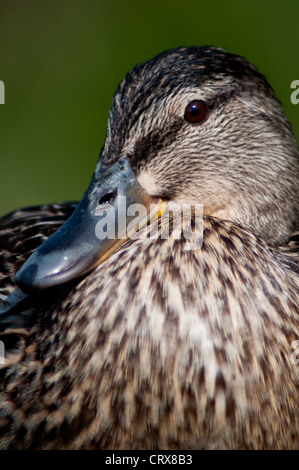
[184, 100, 208, 124]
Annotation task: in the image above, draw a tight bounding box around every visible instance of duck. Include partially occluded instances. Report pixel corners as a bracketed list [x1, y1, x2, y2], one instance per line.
[0, 46, 298, 450]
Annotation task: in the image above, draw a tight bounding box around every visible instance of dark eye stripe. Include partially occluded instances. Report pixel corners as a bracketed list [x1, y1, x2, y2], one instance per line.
[184, 100, 208, 123]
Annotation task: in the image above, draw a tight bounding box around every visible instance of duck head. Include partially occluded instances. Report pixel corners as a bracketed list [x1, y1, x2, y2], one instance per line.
[15, 46, 299, 293]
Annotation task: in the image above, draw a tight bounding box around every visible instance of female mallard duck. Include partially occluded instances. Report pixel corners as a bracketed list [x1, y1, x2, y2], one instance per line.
[0, 46, 298, 450]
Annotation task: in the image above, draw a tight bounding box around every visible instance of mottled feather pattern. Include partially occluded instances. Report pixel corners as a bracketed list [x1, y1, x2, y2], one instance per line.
[0, 213, 298, 449]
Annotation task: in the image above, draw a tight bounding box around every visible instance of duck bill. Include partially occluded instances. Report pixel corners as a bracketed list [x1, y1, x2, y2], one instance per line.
[15, 158, 165, 294]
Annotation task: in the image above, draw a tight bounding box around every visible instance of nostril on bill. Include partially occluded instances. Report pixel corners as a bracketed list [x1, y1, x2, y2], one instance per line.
[98, 189, 117, 206]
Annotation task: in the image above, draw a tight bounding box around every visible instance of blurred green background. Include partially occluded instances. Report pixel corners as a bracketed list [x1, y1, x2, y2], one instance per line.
[0, 0, 299, 216]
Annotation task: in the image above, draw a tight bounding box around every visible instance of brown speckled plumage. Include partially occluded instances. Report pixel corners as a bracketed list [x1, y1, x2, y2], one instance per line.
[0, 47, 298, 449]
